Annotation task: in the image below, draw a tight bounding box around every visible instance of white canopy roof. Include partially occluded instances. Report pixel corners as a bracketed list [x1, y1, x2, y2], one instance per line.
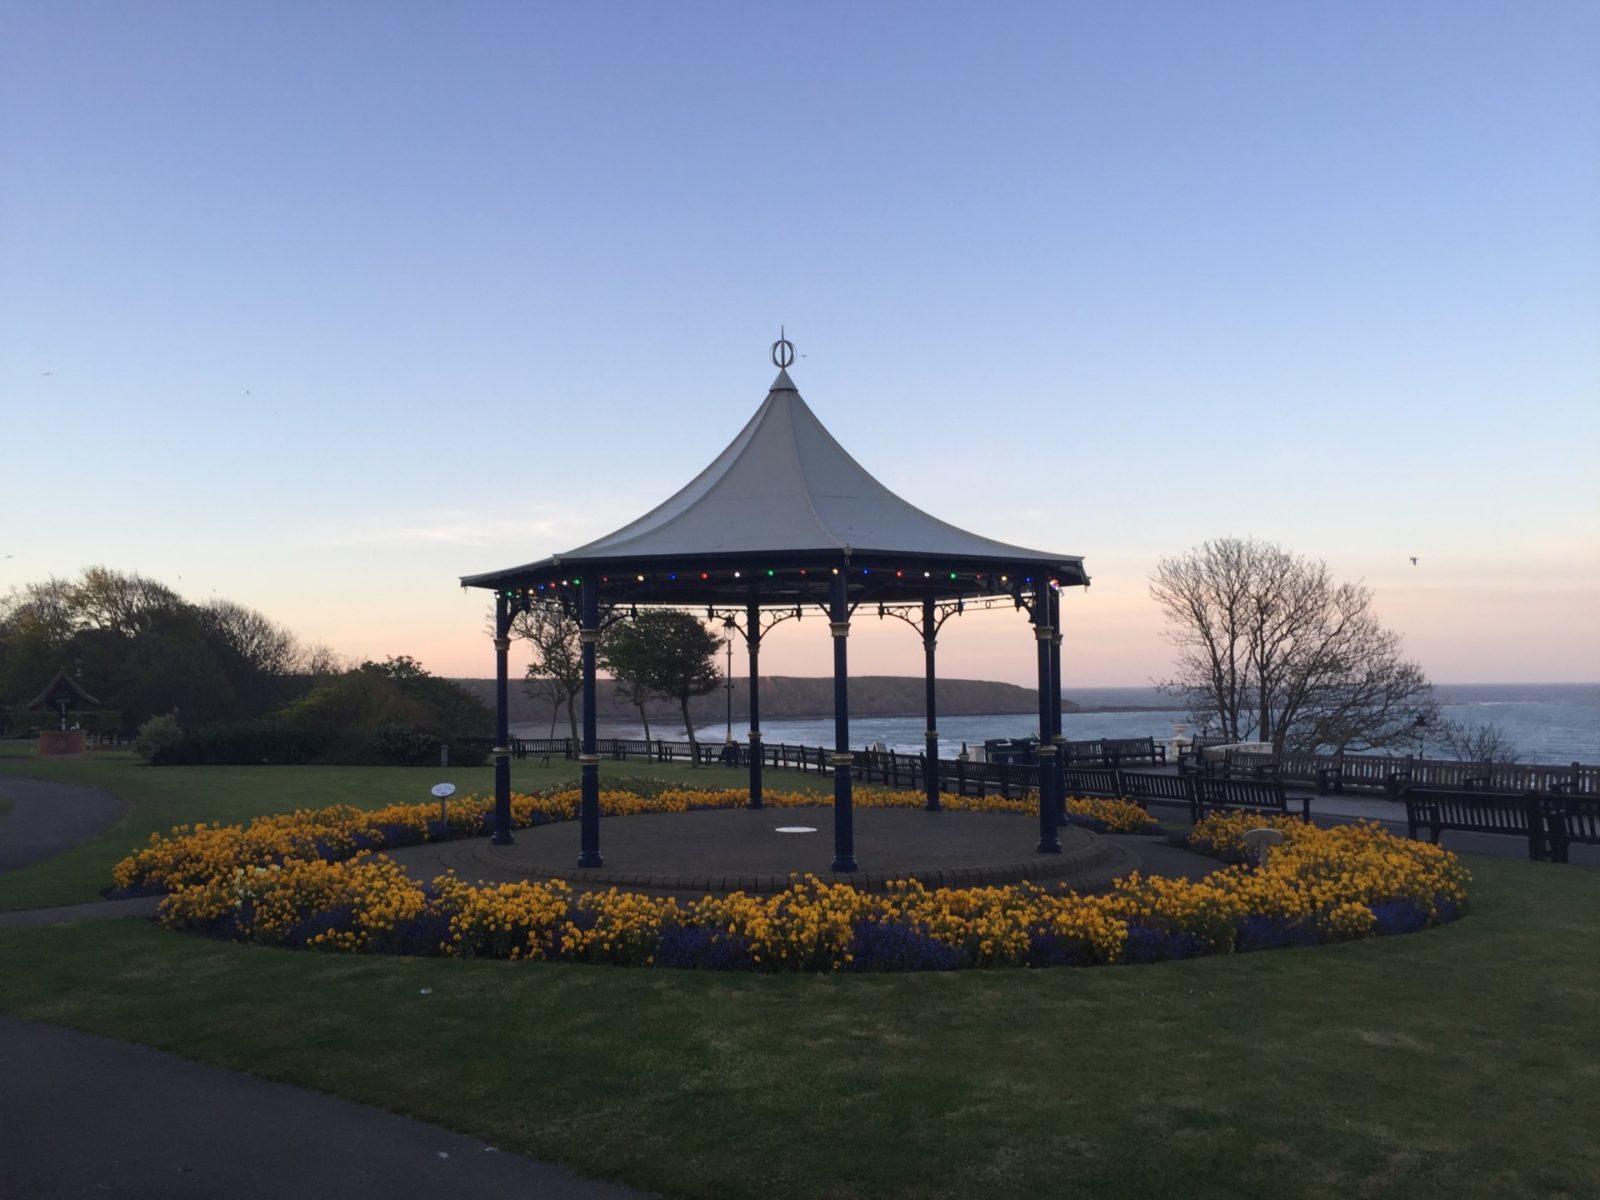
[463, 368, 1086, 599]
[568, 369, 1079, 563]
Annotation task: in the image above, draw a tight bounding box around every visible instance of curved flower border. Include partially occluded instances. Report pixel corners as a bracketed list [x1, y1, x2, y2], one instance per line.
[113, 786, 1468, 972]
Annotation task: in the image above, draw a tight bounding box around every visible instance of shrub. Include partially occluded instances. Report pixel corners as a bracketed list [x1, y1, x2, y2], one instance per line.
[133, 714, 185, 763]
[371, 723, 442, 766]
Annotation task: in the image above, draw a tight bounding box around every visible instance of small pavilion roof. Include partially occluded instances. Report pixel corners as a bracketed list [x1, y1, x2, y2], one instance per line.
[26, 669, 101, 710]
[462, 368, 1086, 606]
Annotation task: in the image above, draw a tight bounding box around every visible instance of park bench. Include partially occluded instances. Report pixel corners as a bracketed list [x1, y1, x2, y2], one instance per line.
[1059, 767, 1122, 798]
[1191, 776, 1310, 824]
[1221, 749, 1279, 778]
[1542, 795, 1600, 864]
[1118, 770, 1193, 807]
[1403, 788, 1547, 860]
[1333, 754, 1413, 796]
[1263, 751, 1346, 795]
[1061, 738, 1106, 767]
[1104, 736, 1166, 766]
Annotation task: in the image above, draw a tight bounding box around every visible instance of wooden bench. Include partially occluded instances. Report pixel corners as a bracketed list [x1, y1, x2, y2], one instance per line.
[1540, 796, 1600, 864]
[1403, 788, 1547, 860]
[1334, 754, 1414, 796]
[1119, 770, 1193, 806]
[1221, 749, 1279, 779]
[1104, 736, 1166, 766]
[1059, 767, 1122, 798]
[1192, 776, 1310, 823]
[1265, 752, 1346, 795]
[1061, 739, 1107, 767]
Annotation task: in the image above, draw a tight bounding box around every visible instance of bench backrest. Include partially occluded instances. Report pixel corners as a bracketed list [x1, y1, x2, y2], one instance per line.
[1544, 796, 1600, 845]
[1120, 771, 1192, 802]
[1062, 739, 1105, 763]
[1194, 776, 1289, 811]
[1060, 767, 1121, 798]
[1404, 789, 1533, 834]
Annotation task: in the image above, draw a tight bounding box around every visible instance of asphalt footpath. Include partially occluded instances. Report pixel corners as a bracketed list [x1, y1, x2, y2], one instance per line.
[0, 778, 126, 870]
[0, 1015, 653, 1200]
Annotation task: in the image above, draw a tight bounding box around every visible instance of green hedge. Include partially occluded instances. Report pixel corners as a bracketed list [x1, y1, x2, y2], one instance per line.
[149, 718, 487, 768]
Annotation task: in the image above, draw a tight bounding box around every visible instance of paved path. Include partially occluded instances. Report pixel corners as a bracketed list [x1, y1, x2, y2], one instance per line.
[0, 1015, 652, 1200]
[0, 778, 126, 870]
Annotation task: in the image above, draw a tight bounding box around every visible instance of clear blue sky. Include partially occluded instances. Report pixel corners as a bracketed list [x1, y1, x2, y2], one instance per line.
[4, 2, 1596, 686]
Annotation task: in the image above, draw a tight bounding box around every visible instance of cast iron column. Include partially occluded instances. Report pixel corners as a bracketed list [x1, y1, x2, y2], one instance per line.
[830, 572, 857, 871]
[922, 594, 941, 811]
[747, 599, 763, 808]
[577, 577, 603, 868]
[1050, 586, 1067, 825]
[491, 594, 514, 846]
[1035, 601, 1062, 854]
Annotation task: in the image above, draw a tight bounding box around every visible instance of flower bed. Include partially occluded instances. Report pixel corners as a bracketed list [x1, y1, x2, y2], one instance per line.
[116, 786, 1469, 971]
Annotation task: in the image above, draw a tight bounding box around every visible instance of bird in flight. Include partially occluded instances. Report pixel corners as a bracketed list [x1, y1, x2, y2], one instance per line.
[1409, 557, 1418, 566]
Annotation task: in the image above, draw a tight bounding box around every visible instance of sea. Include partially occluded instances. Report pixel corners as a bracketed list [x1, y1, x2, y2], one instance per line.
[539, 683, 1600, 765]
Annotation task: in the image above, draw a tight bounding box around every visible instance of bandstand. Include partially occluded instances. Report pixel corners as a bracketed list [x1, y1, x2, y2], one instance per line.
[461, 337, 1089, 872]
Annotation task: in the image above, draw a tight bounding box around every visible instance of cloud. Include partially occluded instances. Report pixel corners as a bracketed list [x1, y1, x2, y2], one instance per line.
[292, 504, 632, 551]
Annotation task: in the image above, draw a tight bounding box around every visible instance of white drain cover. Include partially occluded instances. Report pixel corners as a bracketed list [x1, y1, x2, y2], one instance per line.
[774, 826, 818, 834]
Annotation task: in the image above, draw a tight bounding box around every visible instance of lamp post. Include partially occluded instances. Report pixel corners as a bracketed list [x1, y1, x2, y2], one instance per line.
[723, 616, 736, 746]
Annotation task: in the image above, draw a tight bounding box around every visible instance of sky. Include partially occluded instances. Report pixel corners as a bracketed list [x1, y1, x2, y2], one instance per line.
[3, 2, 1597, 689]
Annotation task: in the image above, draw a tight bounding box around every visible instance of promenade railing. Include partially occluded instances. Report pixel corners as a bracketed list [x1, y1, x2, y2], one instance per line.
[479, 735, 1598, 800]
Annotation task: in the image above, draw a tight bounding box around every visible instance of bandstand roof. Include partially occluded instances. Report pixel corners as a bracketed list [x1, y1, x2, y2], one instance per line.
[462, 366, 1087, 606]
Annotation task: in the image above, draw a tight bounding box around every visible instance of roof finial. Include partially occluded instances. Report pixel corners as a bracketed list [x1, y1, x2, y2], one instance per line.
[771, 326, 795, 370]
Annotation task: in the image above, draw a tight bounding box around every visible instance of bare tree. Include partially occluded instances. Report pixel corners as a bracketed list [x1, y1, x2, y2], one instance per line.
[1434, 720, 1520, 765]
[201, 599, 303, 676]
[508, 600, 584, 746]
[297, 642, 345, 677]
[1151, 537, 1435, 753]
[73, 566, 185, 636]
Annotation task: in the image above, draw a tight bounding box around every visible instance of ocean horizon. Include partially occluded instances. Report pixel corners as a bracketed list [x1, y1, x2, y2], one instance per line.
[515, 682, 1600, 765]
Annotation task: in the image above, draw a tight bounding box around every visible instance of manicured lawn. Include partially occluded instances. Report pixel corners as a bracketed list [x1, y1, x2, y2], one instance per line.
[0, 747, 798, 911]
[0, 855, 1594, 1199]
[3, 751, 1596, 1197]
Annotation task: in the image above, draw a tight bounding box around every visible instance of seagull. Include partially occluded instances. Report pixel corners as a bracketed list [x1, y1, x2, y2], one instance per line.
[1409, 557, 1418, 566]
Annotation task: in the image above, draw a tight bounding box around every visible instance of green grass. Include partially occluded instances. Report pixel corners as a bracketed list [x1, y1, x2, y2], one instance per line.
[0, 856, 1595, 1199]
[3, 749, 1597, 1197]
[0, 748, 808, 911]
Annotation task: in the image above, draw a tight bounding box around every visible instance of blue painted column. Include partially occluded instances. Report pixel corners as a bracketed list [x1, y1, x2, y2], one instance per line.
[491, 593, 515, 845]
[1050, 586, 1067, 825]
[1035, 599, 1062, 854]
[747, 599, 763, 808]
[577, 577, 603, 868]
[830, 572, 857, 872]
[922, 594, 942, 812]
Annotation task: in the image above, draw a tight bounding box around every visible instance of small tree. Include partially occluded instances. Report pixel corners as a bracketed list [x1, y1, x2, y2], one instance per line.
[509, 600, 584, 746]
[1434, 720, 1520, 765]
[603, 610, 723, 764]
[1150, 537, 1435, 753]
[600, 625, 656, 745]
